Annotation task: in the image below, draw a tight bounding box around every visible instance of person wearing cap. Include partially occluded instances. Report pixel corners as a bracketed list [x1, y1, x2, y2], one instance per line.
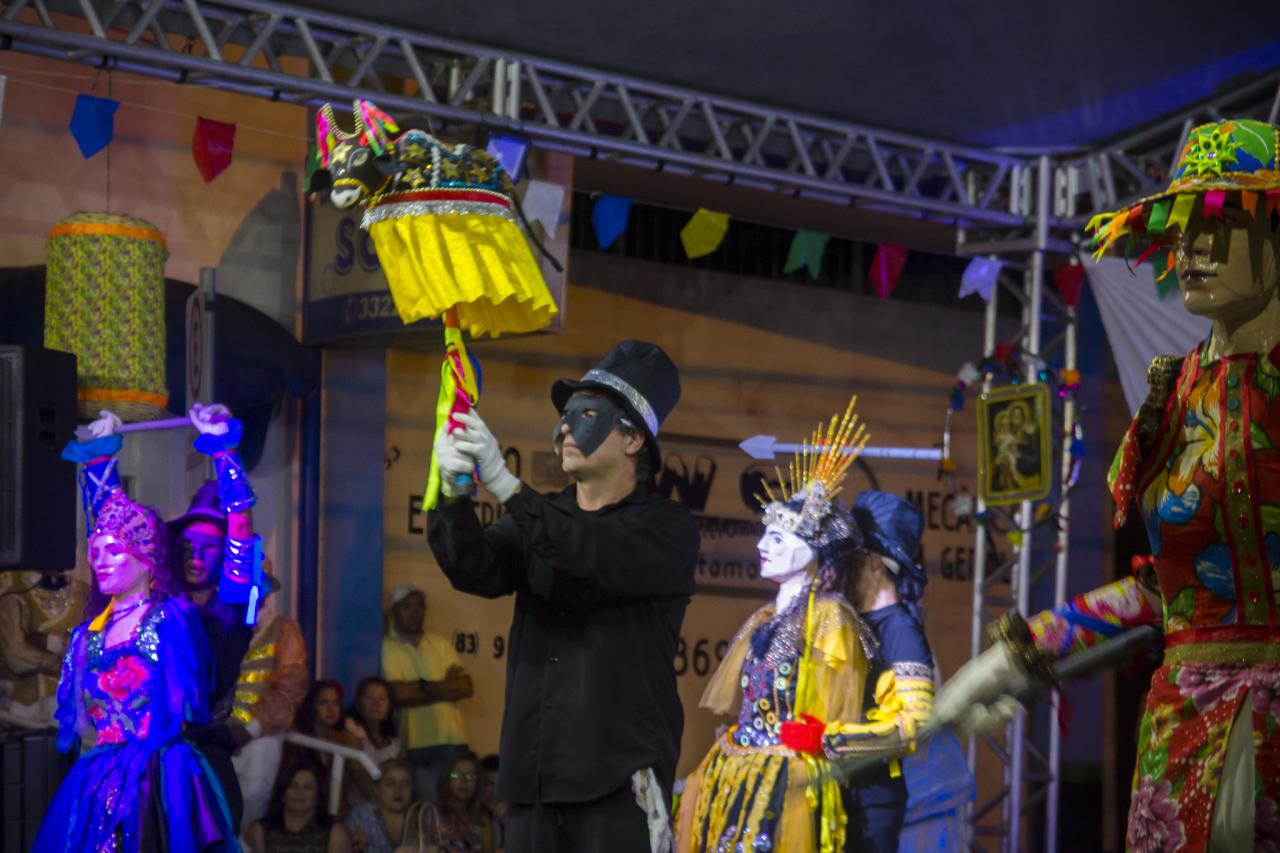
[933, 119, 1280, 850]
[381, 582, 474, 802]
[427, 339, 700, 853]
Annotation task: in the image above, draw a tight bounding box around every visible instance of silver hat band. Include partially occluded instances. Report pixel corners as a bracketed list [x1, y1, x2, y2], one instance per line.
[581, 369, 659, 436]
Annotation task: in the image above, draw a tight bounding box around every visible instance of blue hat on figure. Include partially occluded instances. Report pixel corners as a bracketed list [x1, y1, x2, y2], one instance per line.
[852, 491, 926, 583]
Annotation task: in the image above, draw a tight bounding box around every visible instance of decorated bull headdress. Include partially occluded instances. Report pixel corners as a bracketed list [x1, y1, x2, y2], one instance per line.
[311, 98, 561, 510]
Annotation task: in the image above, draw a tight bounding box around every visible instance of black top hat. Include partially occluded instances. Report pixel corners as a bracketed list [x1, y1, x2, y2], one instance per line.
[167, 480, 226, 533]
[551, 340, 680, 471]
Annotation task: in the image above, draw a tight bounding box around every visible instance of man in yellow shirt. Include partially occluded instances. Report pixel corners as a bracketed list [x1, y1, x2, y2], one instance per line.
[381, 583, 474, 800]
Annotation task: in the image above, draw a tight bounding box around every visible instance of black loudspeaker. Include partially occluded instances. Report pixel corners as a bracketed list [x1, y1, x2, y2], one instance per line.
[0, 346, 77, 572]
[0, 729, 74, 850]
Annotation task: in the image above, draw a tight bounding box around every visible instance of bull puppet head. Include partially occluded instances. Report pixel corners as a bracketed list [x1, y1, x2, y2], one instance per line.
[312, 100, 401, 209]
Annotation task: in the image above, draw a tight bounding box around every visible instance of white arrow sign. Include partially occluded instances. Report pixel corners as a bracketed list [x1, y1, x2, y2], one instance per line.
[739, 435, 942, 462]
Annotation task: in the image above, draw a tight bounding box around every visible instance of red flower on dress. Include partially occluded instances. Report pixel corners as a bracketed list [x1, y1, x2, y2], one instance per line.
[1126, 777, 1187, 853]
[87, 702, 106, 722]
[96, 654, 149, 702]
[97, 722, 127, 746]
[136, 712, 151, 740]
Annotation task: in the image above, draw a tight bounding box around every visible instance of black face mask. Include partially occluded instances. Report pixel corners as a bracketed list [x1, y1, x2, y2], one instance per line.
[553, 392, 628, 459]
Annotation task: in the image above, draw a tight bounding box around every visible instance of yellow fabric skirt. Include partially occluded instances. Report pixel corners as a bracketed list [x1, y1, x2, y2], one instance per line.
[367, 199, 558, 337]
[675, 731, 845, 852]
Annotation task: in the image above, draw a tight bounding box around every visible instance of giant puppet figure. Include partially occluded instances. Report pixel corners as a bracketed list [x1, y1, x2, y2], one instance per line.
[675, 401, 931, 853]
[934, 119, 1280, 851]
[32, 404, 254, 852]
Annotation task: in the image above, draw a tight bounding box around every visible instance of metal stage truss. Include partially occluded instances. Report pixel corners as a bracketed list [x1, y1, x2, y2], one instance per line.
[0, 0, 1036, 225]
[3, 2, 1280, 850]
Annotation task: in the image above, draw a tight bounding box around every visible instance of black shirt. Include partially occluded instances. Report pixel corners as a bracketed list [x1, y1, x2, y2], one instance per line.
[196, 596, 253, 717]
[428, 483, 699, 805]
[850, 603, 934, 809]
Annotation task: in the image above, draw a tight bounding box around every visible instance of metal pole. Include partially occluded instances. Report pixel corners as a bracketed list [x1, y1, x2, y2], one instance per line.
[966, 253, 1000, 848]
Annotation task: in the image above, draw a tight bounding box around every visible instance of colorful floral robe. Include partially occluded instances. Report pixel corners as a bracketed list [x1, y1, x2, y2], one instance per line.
[676, 595, 921, 853]
[33, 599, 239, 853]
[1028, 341, 1280, 852]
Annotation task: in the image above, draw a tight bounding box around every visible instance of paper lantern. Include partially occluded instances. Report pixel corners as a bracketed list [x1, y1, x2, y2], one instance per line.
[44, 212, 169, 422]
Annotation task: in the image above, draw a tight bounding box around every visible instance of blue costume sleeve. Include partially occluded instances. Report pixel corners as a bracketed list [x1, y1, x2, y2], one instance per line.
[194, 420, 265, 616]
[146, 600, 214, 751]
[61, 434, 124, 527]
[54, 626, 88, 753]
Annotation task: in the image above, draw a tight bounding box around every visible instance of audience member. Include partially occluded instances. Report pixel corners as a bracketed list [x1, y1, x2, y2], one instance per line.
[245, 757, 353, 853]
[345, 676, 403, 806]
[436, 751, 488, 852]
[477, 754, 506, 851]
[345, 758, 418, 852]
[381, 584, 473, 801]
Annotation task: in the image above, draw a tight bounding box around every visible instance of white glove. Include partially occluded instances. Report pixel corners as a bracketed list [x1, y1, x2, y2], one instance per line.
[932, 643, 1031, 736]
[452, 410, 520, 503]
[87, 410, 122, 438]
[189, 402, 231, 436]
[433, 430, 476, 499]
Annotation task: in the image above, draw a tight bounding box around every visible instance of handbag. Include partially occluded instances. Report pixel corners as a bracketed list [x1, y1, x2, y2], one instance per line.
[398, 801, 444, 853]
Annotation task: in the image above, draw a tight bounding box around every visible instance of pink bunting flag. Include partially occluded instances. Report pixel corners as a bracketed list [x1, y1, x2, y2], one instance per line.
[870, 243, 908, 299]
[1202, 189, 1226, 219]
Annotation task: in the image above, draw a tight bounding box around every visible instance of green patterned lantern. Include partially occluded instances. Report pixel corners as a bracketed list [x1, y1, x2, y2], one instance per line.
[44, 212, 169, 422]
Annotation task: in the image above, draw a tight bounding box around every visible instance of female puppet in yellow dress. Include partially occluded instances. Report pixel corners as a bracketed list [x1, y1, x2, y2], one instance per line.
[676, 401, 923, 852]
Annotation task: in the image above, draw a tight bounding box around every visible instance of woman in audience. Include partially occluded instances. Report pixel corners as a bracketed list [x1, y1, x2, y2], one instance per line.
[246, 756, 353, 853]
[435, 751, 489, 852]
[345, 676, 403, 805]
[345, 758, 419, 852]
[477, 754, 506, 852]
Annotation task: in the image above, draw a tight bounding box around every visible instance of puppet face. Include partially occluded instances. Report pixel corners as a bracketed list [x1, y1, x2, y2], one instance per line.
[757, 524, 815, 584]
[1174, 204, 1280, 321]
[553, 392, 629, 462]
[89, 533, 151, 598]
[323, 141, 389, 209]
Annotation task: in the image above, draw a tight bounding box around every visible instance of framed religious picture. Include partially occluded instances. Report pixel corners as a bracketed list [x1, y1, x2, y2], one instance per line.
[977, 383, 1053, 506]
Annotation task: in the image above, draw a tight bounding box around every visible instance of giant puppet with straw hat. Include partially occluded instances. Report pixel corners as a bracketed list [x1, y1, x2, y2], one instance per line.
[308, 100, 560, 508]
[933, 119, 1280, 850]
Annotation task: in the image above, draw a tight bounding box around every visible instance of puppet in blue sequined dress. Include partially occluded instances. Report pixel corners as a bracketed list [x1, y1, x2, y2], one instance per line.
[34, 424, 239, 852]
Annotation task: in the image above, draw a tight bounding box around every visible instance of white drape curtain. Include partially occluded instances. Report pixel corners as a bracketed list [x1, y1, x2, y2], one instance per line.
[1085, 257, 1211, 415]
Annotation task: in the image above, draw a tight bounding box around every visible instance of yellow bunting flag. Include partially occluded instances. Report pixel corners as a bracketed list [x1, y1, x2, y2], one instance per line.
[680, 208, 730, 258]
[1168, 193, 1196, 232]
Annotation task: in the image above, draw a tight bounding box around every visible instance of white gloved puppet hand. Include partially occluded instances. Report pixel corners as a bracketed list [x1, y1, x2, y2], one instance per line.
[189, 402, 232, 436]
[452, 410, 521, 503]
[932, 642, 1032, 736]
[87, 410, 122, 438]
[433, 429, 476, 499]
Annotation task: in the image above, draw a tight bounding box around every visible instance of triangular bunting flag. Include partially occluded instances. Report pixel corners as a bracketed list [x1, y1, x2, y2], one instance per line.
[959, 257, 1003, 302]
[1052, 263, 1085, 308]
[680, 208, 730, 259]
[784, 229, 830, 279]
[193, 116, 236, 183]
[869, 243, 908, 298]
[69, 94, 120, 159]
[521, 179, 565, 239]
[591, 194, 632, 249]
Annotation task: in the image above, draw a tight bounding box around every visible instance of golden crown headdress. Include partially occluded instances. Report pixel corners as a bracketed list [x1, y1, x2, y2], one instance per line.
[758, 396, 869, 546]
